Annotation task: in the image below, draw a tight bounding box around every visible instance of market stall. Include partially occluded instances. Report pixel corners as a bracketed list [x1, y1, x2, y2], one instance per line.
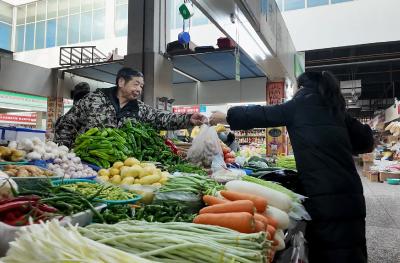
[0, 120, 310, 262]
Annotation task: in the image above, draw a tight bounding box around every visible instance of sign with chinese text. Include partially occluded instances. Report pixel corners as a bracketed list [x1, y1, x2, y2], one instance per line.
[0, 91, 47, 112]
[267, 82, 285, 105]
[172, 105, 200, 114]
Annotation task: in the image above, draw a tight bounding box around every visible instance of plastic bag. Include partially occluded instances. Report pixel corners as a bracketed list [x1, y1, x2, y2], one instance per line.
[187, 125, 223, 168]
[273, 221, 308, 263]
[211, 168, 246, 183]
[154, 191, 202, 214]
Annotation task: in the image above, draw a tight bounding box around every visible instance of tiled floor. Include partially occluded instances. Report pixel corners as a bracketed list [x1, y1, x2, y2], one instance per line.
[362, 175, 400, 263]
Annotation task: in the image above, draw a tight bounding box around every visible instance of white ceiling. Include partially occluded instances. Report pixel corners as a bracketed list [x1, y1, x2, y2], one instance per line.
[2, 0, 37, 6]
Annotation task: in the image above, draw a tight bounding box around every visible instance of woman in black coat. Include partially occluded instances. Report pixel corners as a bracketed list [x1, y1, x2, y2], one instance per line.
[210, 71, 373, 263]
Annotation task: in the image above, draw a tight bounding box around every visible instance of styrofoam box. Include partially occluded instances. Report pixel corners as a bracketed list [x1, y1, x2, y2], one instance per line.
[15, 128, 46, 142]
[0, 204, 106, 256]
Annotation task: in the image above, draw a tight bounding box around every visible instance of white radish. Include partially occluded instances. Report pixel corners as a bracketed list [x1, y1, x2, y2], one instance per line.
[275, 229, 285, 241]
[274, 233, 286, 251]
[265, 206, 290, 230]
[225, 180, 292, 212]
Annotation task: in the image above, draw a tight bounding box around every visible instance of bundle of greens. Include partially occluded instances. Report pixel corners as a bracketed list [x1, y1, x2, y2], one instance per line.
[80, 220, 271, 263]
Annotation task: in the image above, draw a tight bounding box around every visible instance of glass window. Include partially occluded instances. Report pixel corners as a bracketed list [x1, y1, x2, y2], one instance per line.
[116, 0, 128, 5]
[69, 0, 81, 14]
[92, 9, 104, 40]
[16, 25, 25, 51]
[26, 3, 36, 23]
[80, 11, 92, 42]
[93, 0, 105, 9]
[68, 14, 80, 44]
[0, 2, 13, 24]
[81, 0, 93, 12]
[46, 19, 56, 47]
[35, 21, 45, 49]
[17, 5, 26, 25]
[276, 0, 283, 11]
[191, 7, 209, 27]
[58, 0, 68, 16]
[284, 0, 305, 11]
[36, 0, 46, 21]
[331, 0, 352, 3]
[25, 23, 35, 50]
[57, 16, 67, 45]
[47, 0, 58, 19]
[307, 0, 328, 7]
[115, 4, 128, 37]
[0, 22, 11, 50]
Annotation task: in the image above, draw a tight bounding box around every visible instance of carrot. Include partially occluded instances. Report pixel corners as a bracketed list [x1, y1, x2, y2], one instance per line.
[200, 200, 255, 215]
[202, 195, 228, 206]
[254, 213, 269, 226]
[267, 225, 276, 239]
[254, 220, 266, 233]
[220, 190, 268, 213]
[193, 212, 255, 233]
[266, 216, 278, 229]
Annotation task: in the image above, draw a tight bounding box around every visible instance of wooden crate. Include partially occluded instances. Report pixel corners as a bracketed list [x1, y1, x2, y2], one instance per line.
[379, 172, 400, 182]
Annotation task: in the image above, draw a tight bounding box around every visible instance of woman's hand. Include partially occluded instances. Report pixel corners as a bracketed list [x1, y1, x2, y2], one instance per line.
[209, 111, 227, 126]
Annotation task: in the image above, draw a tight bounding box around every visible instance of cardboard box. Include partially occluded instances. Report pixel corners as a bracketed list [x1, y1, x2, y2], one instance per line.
[379, 172, 400, 182]
[368, 171, 379, 182]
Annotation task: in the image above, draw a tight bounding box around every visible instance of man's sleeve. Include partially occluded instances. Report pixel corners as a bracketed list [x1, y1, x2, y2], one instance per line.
[141, 104, 192, 130]
[345, 113, 374, 155]
[54, 100, 86, 148]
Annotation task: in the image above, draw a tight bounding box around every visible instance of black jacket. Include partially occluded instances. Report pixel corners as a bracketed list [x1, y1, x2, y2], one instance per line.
[227, 86, 373, 262]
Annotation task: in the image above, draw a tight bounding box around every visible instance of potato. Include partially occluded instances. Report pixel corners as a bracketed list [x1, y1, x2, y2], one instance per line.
[16, 169, 30, 177]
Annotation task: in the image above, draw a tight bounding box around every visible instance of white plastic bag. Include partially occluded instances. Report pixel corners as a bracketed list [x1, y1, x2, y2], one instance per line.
[187, 125, 223, 168]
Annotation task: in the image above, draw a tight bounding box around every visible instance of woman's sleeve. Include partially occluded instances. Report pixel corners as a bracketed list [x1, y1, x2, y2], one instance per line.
[226, 100, 296, 130]
[345, 113, 374, 154]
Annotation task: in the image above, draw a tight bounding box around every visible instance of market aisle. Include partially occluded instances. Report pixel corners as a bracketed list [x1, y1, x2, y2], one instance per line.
[362, 176, 400, 263]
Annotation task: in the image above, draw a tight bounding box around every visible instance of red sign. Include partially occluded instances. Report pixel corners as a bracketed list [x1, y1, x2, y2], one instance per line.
[173, 106, 200, 114]
[0, 114, 37, 124]
[267, 82, 285, 105]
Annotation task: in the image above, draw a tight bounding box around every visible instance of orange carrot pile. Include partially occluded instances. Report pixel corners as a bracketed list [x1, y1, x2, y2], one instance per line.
[220, 190, 268, 213]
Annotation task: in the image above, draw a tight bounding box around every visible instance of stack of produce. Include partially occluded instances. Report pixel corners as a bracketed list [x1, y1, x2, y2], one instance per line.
[0, 146, 25, 162]
[97, 157, 169, 186]
[1, 220, 154, 263]
[8, 138, 69, 161]
[18, 183, 104, 219]
[275, 155, 297, 170]
[74, 121, 180, 169]
[158, 174, 223, 196]
[221, 143, 236, 164]
[196, 191, 281, 260]
[134, 200, 197, 223]
[60, 181, 138, 202]
[80, 220, 270, 263]
[0, 195, 59, 226]
[48, 153, 97, 178]
[2, 165, 53, 177]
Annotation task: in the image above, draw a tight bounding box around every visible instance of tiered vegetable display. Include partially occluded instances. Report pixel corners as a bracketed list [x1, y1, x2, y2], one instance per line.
[1, 220, 155, 263]
[74, 121, 180, 168]
[80, 220, 271, 263]
[97, 158, 169, 186]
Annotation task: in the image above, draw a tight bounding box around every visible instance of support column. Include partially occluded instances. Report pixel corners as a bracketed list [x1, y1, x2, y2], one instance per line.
[125, 0, 173, 107]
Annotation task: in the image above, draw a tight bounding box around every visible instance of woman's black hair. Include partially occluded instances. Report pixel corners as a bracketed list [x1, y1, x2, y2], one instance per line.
[297, 71, 345, 114]
[116, 67, 144, 86]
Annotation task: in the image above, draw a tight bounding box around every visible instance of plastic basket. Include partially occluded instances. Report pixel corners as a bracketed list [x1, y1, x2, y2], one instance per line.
[52, 179, 142, 205]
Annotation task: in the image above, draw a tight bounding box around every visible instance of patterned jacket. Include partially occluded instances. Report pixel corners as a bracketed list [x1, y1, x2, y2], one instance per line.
[54, 87, 192, 148]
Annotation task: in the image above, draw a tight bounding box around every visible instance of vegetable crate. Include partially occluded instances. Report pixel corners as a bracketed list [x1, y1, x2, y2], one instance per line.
[379, 172, 400, 183]
[367, 171, 379, 182]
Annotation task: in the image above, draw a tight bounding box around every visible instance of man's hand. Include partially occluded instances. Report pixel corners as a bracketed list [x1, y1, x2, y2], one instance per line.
[190, 112, 208, 126]
[209, 111, 227, 126]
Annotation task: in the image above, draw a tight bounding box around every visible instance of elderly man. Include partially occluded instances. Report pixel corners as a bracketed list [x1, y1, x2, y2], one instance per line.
[55, 67, 207, 147]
